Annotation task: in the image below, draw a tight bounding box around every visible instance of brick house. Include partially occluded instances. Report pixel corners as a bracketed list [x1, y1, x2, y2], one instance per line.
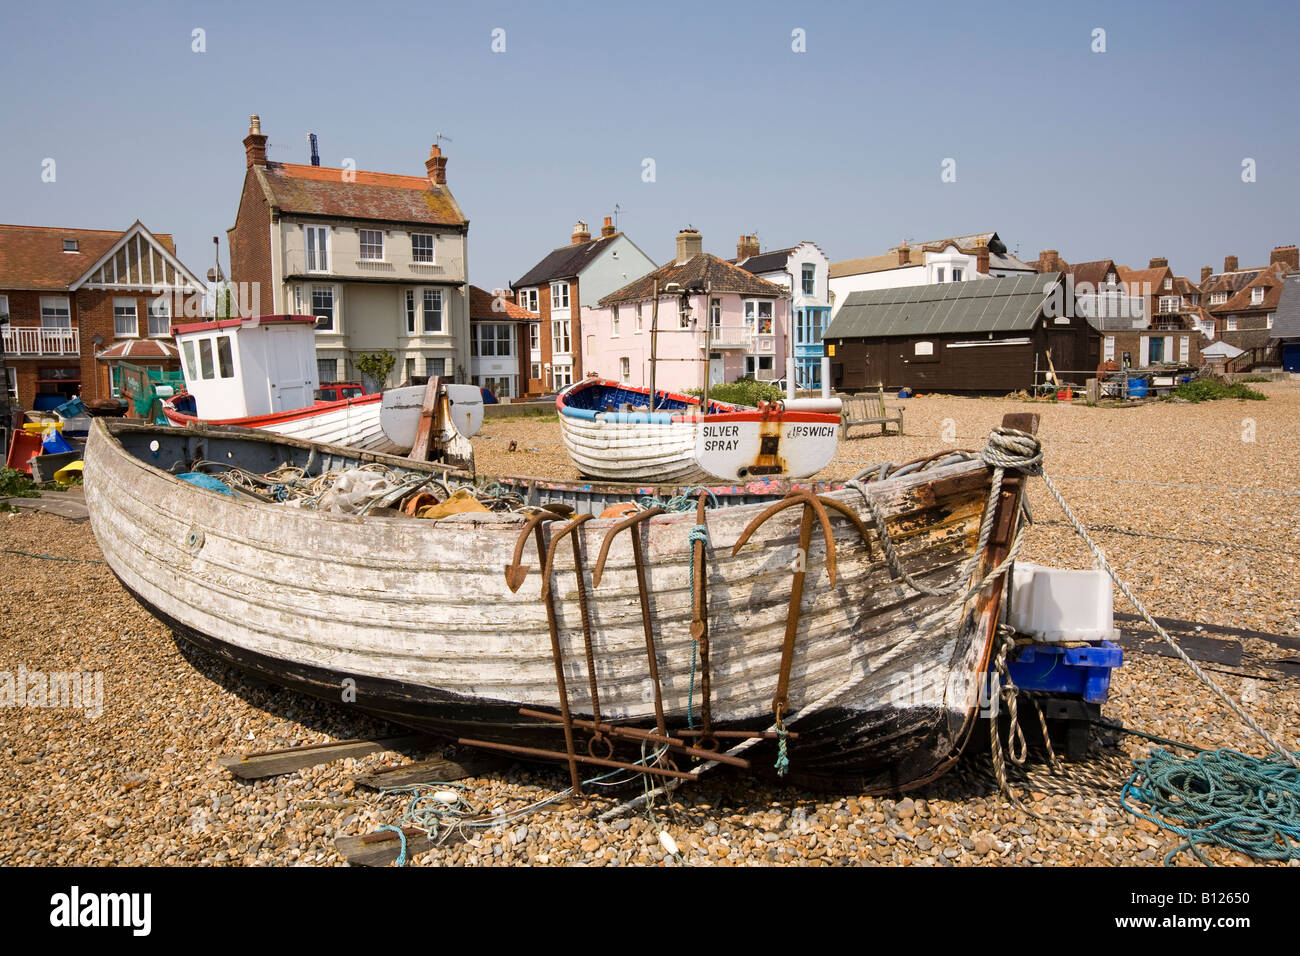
[227, 115, 472, 389]
[467, 285, 533, 399]
[510, 218, 656, 396]
[1, 221, 204, 411]
[1197, 246, 1298, 365]
[1111, 258, 1205, 369]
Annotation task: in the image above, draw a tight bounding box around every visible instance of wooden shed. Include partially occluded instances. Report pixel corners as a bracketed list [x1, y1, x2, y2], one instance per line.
[823, 273, 1100, 393]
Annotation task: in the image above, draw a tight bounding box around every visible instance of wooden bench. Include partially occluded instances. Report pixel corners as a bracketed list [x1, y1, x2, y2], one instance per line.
[840, 388, 904, 438]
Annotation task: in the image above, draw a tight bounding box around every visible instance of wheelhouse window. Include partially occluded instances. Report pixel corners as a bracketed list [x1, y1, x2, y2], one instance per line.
[182, 340, 198, 380]
[550, 282, 570, 310]
[216, 335, 235, 378]
[422, 289, 443, 333]
[305, 226, 330, 272]
[198, 338, 215, 379]
[801, 263, 815, 296]
[359, 229, 384, 261]
[411, 233, 435, 264]
[312, 285, 335, 331]
[113, 298, 139, 337]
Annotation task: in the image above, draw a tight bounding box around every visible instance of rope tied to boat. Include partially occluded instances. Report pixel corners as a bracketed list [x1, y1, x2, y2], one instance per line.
[685, 523, 710, 731]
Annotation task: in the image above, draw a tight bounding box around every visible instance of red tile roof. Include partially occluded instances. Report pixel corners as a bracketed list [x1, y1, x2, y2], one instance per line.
[598, 254, 787, 307]
[95, 339, 180, 361]
[0, 224, 176, 292]
[255, 162, 467, 227]
[469, 285, 535, 321]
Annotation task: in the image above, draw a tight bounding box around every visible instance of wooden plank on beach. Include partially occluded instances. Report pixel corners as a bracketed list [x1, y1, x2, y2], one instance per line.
[351, 753, 503, 790]
[218, 734, 431, 780]
[336, 826, 469, 867]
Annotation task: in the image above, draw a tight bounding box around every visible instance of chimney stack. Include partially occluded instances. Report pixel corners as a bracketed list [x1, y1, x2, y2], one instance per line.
[737, 235, 760, 260]
[1040, 250, 1060, 273]
[244, 114, 268, 169]
[975, 238, 989, 275]
[1201, 266, 1213, 283]
[675, 228, 703, 265]
[1270, 245, 1299, 270]
[1149, 256, 1168, 270]
[600, 216, 616, 238]
[425, 144, 448, 185]
[1224, 255, 1238, 273]
[570, 221, 591, 245]
[896, 243, 911, 267]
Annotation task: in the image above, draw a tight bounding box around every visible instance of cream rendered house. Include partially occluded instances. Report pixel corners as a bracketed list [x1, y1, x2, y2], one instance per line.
[228, 116, 471, 387]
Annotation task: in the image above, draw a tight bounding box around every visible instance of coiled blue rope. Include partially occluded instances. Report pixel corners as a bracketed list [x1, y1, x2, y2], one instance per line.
[375, 824, 408, 867]
[1120, 747, 1300, 865]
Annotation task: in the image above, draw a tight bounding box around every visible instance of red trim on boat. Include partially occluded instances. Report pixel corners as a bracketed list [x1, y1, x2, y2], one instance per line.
[171, 314, 318, 337]
[163, 391, 382, 428]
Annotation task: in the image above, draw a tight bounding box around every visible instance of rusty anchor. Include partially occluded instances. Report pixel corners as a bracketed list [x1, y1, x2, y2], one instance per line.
[731, 489, 875, 764]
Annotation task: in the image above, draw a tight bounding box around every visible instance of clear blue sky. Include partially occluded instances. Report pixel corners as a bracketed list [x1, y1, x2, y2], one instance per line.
[2, 0, 1297, 289]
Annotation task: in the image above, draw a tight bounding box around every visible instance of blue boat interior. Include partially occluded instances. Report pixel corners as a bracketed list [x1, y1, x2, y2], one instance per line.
[560, 382, 735, 421]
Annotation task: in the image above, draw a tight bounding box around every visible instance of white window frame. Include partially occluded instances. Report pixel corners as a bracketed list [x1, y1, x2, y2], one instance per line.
[113, 297, 139, 338]
[519, 288, 539, 313]
[1158, 296, 1179, 313]
[359, 229, 384, 261]
[421, 289, 443, 334]
[1226, 316, 1238, 331]
[611, 306, 620, 337]
[552, 318, 571, 354]
[312, 285, 336, 332]
[952, 268, 963, 282]
[801, 263, 815, 296]
[635, 302, 644, 332]
[1251, 287, 1265, 304]
[411, 233, 435, 264]
[305, 225, 331, 273]
[620, 356, 630, 381]
[40, 296, 71, 328]
[472, 323, 514, 358]
[1103, 336, 1115, 363]
[530, 362, 541, 380]
[743, 299, 773, 335]
[1163, 278, 1173, 291]
[0, 293, 9, 318]
[405, 290, 417, 335]
[550, 281, 570, 310]
[63, 239, 79, 253]
[551, 363, 573, 389]
[147, 296, 171, 337]
[529, 322, 540, 351]
[1211, 292, 1228, 305]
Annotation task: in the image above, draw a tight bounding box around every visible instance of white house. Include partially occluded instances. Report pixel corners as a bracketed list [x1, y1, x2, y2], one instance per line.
[828, 232, 1036, 317]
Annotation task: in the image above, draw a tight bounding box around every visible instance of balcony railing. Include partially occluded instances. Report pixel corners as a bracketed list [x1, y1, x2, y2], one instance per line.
[2, 326, 80, 356]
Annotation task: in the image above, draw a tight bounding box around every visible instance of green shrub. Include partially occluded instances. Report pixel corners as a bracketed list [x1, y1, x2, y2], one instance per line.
[0, 468, 41, 498]
[685, 377, 784, 407]
[1172, 379, 1265, 402]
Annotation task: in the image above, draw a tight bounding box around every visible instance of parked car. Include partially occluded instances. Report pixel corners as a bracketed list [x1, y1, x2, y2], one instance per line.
[314, 382, 366, 403]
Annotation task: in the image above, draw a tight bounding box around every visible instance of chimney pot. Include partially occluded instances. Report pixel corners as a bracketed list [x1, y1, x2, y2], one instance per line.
[1149, 257, 1168, 270]
[897, 244, 911, 266]
[243, 114, 268, 169]
[676, 228, 703, 265]
[1224, 255, 1239, 273]
[601, 216, 615, 238]
[1200, 266, 1213, 283]
[571, 221, 591, 245]
[737, 234, 760, 260]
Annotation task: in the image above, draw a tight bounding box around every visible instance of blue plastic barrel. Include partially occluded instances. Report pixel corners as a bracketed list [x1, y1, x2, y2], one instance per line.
[1126, 379, 1148, 399]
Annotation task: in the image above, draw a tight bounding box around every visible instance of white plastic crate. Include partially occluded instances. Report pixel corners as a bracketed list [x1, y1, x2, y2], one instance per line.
[1006, 562, 1117, 643]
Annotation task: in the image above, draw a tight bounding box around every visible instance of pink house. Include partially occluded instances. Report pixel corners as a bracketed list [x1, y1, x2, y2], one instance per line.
[581, 229, 790, 393]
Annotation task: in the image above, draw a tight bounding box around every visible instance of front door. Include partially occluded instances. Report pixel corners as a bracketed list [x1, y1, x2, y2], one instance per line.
[709, 352, 724, 386]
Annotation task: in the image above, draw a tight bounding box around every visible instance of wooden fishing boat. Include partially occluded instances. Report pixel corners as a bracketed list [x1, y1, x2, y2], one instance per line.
[84, 413, 1038, 793]
[557, 378, 842, 483]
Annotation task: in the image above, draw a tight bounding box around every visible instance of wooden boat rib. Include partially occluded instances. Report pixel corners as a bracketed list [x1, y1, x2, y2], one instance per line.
[85, 417, 1034, 791]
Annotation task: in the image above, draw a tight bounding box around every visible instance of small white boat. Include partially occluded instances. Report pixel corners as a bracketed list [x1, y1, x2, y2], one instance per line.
[161, 314, 477, 458]
[557, 378, 841, 483]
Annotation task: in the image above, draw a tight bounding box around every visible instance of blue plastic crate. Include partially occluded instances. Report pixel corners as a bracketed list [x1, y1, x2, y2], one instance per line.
[1004, 641, 1123, 704]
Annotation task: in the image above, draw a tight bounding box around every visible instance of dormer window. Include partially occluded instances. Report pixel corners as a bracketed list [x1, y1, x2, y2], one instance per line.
[1251, 287, 1265, 304]
[63, 239, 78, 252]
[1107, 272, 1117, 285]
[1163, 278, 1172, 290]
